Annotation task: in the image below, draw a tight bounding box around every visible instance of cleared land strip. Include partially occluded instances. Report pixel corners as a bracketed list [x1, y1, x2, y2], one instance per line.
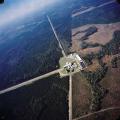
[0, 16, 67, 95]
[72, 0, 115, 17]
[73, 107, 120, 120]
[47, 15, 66, 57]
[0, 69, 61, 95]
[69, 75, 73, 120]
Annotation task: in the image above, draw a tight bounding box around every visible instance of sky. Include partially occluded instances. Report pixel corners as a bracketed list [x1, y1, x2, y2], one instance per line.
[0, 0, 58, 27]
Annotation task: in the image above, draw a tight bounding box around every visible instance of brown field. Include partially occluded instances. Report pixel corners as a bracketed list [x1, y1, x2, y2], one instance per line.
[75, 109, 120, 120]
[71, 22, 120, 55]
[102, 55, 113, 65]
[72, 73, 91, 118]
[71, 22, 120, 119]
[70, 39, 102, 56]
[101, 67, 120, 108]
[81, 47, 101, 55]
[101, 55, 120, 109]
[85, 59, 101, 72]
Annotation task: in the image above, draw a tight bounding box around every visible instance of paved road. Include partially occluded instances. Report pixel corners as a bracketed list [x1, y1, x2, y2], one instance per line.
[72, 0, 115, 17]
[73, 107, 120, 120]
[47, 15, 66, 57]
[69, 75, 72, 120]
[0, 69, 61, 95]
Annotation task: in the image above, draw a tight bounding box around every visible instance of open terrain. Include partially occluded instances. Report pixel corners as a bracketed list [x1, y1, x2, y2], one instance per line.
[72, 73, 91, 118]
[71, 1, 120, 119]
[1, 0, 120, 120]
[71, 22, 120, 55]
[72, 25, 120, 119]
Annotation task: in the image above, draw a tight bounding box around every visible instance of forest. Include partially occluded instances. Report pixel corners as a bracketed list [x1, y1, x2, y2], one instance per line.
[81, 30, 120, 111]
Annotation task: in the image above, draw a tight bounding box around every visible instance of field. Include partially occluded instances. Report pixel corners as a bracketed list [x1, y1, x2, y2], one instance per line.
[101, 62, 120, 108]
[71, 1, 120, 119]
[1, 0, 120, 120]
[72, 73, 91, 118]
[71, 22, 120, 55]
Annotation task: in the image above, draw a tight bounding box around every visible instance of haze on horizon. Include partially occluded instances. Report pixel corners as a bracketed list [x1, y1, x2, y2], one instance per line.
[0, 0, 59, 27]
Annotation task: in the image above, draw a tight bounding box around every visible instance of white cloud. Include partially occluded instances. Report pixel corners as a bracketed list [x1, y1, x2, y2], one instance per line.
[0, 0, 57, 27]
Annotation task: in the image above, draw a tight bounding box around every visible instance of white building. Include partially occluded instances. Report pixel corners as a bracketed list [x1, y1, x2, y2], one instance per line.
[63, 53, 87, 73]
